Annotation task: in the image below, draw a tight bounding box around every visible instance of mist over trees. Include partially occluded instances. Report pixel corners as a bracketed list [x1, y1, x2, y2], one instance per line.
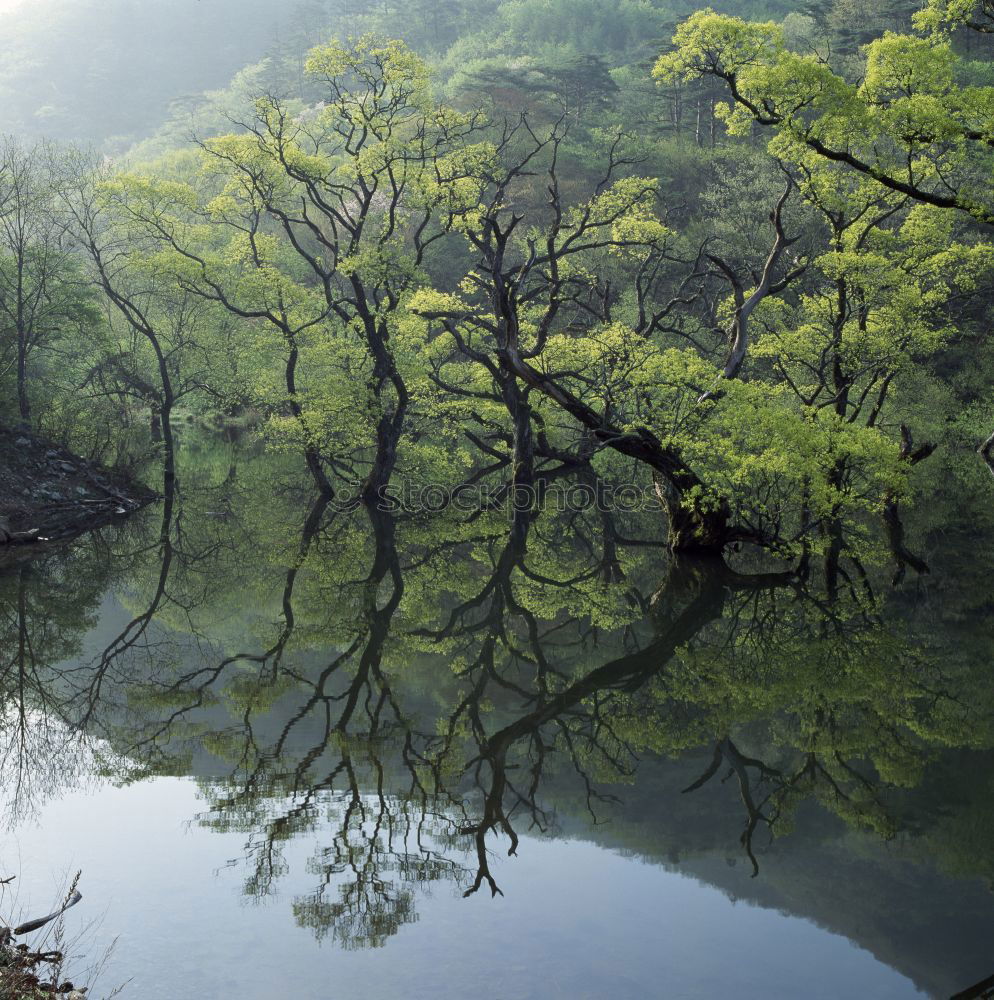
[0, 0, 833, 146]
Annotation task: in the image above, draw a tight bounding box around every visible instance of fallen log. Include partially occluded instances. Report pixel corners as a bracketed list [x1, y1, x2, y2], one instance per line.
[12, 890, 82, 936]
[0, 527, 45, 546]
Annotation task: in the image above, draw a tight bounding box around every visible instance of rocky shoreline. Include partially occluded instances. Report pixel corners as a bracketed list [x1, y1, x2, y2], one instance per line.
[0, 425, 156, 548]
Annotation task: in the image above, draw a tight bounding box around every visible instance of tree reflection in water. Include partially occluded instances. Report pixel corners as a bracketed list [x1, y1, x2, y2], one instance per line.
[0, 436, 992, 966]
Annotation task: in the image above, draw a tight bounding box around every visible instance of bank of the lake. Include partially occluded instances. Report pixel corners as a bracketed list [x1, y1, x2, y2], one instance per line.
[0, 424, 155, 551]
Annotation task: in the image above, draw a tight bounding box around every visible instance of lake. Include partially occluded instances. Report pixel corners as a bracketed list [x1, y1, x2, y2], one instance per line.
[0, 429, 992, 999]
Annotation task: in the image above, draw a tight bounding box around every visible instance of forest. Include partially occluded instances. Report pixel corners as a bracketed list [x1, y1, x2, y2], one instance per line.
[0, 0, 992, 562]
[1, 1, 994, 997]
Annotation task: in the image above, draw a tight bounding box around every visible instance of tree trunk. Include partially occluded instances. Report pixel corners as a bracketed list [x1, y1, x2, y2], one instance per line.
[285, 338, 334, 498]
[981, 429, 994, 477]
[16, 328, 28, 422]
[499, 344, 736, 554]
[654, 474, 734, 553]
[497, 370, 535, 551]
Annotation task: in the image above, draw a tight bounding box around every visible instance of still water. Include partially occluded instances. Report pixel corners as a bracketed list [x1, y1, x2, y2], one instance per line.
[0, 433, 992, 998]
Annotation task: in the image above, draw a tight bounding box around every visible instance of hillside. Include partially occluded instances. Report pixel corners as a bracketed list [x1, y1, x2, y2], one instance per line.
[0, 0, 288, 145]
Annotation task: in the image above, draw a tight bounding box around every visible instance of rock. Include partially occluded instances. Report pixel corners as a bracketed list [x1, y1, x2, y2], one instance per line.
[14, 436, 29, 447]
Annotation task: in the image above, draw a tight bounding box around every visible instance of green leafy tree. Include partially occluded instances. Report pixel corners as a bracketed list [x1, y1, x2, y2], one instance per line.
[102, 37, 491, 501]
[0, 139, 102, 424]
[656, 4, 994, 462]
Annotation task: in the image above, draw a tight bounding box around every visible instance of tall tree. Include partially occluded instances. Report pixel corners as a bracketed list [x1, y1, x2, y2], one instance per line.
[0, 139, 100, 423]
[104, 38, 490, 501]
[656, 5, 994, 462]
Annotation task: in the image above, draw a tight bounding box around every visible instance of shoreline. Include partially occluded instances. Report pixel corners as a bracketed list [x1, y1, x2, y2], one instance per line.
[0, 425, 157, 550]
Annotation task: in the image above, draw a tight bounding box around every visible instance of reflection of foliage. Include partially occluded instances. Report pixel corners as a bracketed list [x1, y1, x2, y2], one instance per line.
[0, 540, 137, 823]
[608, 582, 986, 870]
[2, 433, 994, 951]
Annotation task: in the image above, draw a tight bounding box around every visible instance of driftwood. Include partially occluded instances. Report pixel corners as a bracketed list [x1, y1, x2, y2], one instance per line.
[0, 888, 85, 998]
[0, 527, 45, 546]
[0, 889, 84, 945]
[12, 890, 82, 936]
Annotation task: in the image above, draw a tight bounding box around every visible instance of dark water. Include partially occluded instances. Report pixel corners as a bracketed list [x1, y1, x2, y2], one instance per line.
[1, 431, 993, 999]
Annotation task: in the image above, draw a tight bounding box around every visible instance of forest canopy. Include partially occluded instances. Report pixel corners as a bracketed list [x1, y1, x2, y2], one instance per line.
[0, 0, 992, 559]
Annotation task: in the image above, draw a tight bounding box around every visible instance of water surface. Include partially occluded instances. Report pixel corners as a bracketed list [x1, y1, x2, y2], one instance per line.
[1, 432, 992, 998]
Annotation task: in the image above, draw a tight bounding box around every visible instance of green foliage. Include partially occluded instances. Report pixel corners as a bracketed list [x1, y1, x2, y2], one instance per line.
[657, 9, 994, 221]
[4, 3, 994, 556]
